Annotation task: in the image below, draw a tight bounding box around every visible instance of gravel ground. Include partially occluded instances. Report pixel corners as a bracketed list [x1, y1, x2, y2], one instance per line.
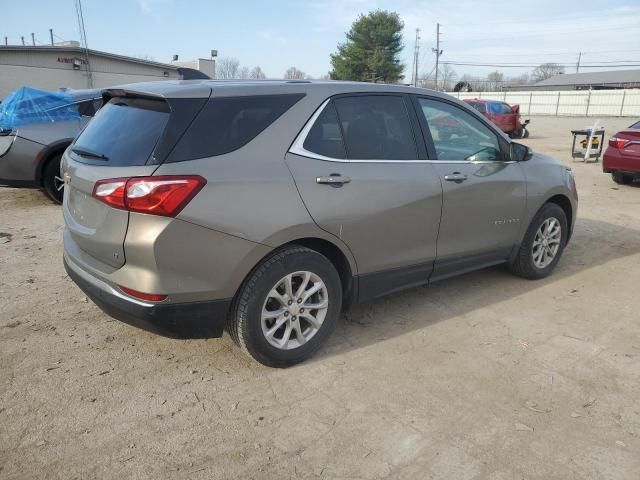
[1, 116, 639, 480]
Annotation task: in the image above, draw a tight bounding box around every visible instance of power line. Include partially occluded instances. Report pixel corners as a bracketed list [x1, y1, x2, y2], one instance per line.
[443, 49, 640, 58]
[444, 11, 640, 27]
[441, 61, 640, 68]
[443, 24, 638, 40]
[443, 59, 640, 66]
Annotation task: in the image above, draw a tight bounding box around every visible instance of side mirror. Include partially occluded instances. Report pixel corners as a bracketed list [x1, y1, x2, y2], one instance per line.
[510, 142, 533, 162]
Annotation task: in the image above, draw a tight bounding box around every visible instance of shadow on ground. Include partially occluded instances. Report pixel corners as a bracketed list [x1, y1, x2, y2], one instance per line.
[314, 217, 640, 361]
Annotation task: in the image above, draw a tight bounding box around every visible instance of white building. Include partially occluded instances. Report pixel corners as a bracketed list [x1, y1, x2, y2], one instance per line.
[0, 45, 212, 98]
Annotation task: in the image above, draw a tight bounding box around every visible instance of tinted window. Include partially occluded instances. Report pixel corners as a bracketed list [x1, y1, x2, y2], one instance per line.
[169, 94, 304, 161]
[303, 102, 346, 159]
[73, 97, 169, 166]
[333, 96, 417, 160]
[630, 120, 640, 129]
[418, 98, 501, 162]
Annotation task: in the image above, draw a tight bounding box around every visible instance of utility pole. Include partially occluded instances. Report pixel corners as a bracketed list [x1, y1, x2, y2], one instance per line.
[49, 29, 54, 46]
[4, 37, 7, 46]
[576, 51, 582, 73]
[412, 28, 421, 86]
[75, 0, 94, 88]
[31, 33, 35, 46]
[21, 36, 25, 46]
[432, 23, 442, 90]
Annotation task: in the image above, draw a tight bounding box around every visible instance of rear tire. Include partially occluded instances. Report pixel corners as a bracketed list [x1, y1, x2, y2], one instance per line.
[612, 172, 633, 185]
[509, 203, 568, 280]
[42, 154, 64, 204]
[227, 246, 342, 368]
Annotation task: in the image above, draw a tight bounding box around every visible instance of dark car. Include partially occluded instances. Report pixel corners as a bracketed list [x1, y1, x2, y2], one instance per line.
[0, 87, 103, 203]
[603, 120, 640, 184]
[464, 99, 529, 139]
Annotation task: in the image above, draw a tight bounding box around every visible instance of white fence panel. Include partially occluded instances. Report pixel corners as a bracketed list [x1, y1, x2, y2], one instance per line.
[449, 89, 639, 117]
[621, 90, 640, 117]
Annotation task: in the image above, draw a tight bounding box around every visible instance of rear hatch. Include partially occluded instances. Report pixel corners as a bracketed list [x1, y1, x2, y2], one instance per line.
[63, 93, 190, 269]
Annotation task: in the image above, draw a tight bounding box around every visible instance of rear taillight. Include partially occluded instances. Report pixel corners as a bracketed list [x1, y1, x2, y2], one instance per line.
[92, 175, 206, 217]
[609, 137, 629, 149]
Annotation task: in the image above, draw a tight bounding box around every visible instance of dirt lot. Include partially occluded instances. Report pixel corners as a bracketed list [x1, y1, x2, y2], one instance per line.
[1, 116, 639, 479]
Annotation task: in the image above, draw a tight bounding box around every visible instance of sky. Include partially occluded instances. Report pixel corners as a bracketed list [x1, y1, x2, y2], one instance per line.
[1, 0, 639, 80]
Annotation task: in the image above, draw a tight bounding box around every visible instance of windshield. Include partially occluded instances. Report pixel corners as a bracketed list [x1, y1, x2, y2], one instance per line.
[73, 97, 169, 166]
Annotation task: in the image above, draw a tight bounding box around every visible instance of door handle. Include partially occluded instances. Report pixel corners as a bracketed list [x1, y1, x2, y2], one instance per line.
[444, 172, 468, 183]
[316, 174, 351, 186]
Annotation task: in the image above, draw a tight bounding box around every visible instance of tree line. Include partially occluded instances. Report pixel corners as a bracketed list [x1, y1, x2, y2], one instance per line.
[215, 59, 315, 80]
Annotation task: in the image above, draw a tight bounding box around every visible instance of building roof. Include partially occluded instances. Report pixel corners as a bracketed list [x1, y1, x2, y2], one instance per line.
[534, 69, 640, 87]
[0, 45, 178, 70]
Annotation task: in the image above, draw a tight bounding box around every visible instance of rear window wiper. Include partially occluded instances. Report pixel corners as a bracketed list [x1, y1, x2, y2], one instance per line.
[71, 146, 109, 160]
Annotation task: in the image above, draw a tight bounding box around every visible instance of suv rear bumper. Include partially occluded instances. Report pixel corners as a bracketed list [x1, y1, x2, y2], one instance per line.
[64, 255, 231, 338]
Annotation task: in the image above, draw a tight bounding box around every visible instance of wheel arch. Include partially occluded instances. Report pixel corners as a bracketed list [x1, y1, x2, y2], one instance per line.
[231, 234, 358, 312]
[281, 237, 357, 309]
[34, 139, 72, 185]
[545, 193, 574, 242]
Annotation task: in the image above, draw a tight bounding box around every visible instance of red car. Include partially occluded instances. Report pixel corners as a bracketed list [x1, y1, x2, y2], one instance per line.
[603, 120, 640, 184]
[464, 99, 530, 138]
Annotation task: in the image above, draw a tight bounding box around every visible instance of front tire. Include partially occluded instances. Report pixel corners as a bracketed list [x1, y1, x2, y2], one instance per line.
[509, 203, 568, 280]
[42, 154, 64, 204]
[227, 246, 342, 368]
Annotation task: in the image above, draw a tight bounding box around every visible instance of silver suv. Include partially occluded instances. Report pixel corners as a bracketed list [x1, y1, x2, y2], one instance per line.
[62, 81, 577, 367]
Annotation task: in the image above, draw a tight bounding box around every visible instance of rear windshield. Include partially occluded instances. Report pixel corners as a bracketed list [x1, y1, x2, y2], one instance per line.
[72, 97, 169, 166]
[466, 101, 486, 114]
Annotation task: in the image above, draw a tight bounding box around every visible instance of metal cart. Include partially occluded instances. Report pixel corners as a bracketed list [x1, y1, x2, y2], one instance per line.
[571, 127, 605, 162]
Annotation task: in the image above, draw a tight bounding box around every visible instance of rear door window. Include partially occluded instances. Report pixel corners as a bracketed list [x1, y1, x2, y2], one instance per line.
[167, 93, 304, 162]
[72, 97, 169, 166]
[333, 95, 417, 160]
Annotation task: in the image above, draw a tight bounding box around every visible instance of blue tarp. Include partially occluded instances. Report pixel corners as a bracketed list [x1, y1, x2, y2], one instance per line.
[0, 86, 81, 131]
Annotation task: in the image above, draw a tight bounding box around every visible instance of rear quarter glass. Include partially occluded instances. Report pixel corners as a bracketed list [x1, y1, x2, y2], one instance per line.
[165, 93, 305, 162]
[71, 97, 170, 166]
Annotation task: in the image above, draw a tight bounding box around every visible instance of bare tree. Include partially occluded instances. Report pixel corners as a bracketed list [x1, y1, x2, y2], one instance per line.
[531, 63, 565, 82]
[284, 66, 306, 80]
[249, 66, 266, 80]
[237, 66, 251, 79]
[486, 70, 504, 91]
[440, 64, 458, 91]
[216, 57, 240, 79]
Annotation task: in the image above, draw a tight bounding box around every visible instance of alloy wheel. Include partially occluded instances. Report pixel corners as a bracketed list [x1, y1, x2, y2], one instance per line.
[261, 271, 329, 350]
[532, 217, 561, 269]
